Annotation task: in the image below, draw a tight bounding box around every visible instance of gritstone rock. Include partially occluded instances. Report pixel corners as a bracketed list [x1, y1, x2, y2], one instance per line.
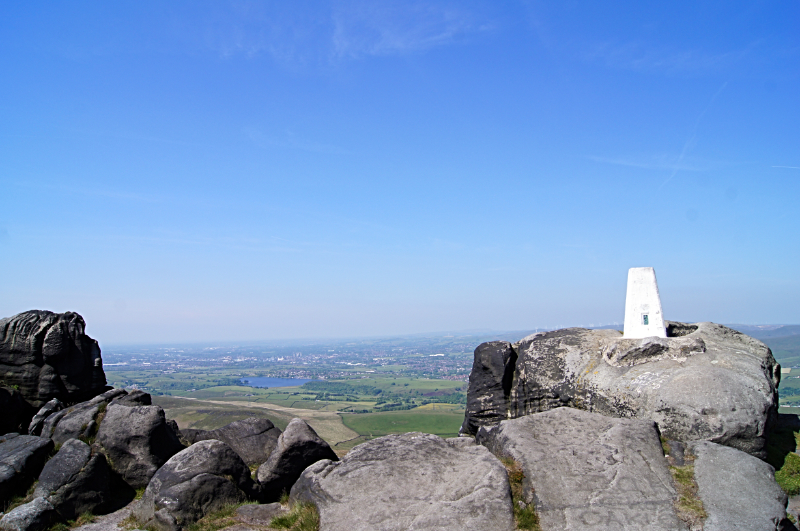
[690, 440, 791, 531]
[462, 321, 779, 457]
[256, 418, 337, 500]
[40, 388, 127, 444]
[27, 399, 63, 437]
[0, 311, 108, 409]
[291, 431, 514, 531]
[0, 434, 53, 508]
[445, 436, 476, 448]
[95, 403, 185, 489]
[0, 497, 60, 531]
[33, 438, 110, 520]
[180, 417, 281, 466]
[133, 439, 257, 531]
[477, 407, 681, 531]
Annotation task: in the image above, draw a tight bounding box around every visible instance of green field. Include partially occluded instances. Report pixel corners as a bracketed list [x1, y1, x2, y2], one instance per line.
[340, 405, 463, 437]
[147, 376, 468, 456]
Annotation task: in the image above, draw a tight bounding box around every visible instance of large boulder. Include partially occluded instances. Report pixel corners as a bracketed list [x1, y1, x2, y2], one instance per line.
[33, 438, 110, 520]
[0, 311, 108, 409]
[180, 417, 281, 466]
[478, 407, 682, 530]
[95, 403, 184, 488]
[462, 322, 779, 457]
[291, 432, 514, 531]
[40, 388, 127, 444]
[0, 388, 33, 436]
[690, 440, 790, 531]
[0, 497, 60, 531]
[256, 418, 337, 500]
[133, 439, 258, 531]
[0, 434, 53, 508]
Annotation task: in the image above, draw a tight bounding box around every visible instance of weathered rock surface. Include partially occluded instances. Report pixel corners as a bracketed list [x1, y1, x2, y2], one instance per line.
[0, 434, 53, 508]
[691, 440, 790, 531]
[291, 432, 514, 531]
[445, 436, 476, 448]
[0, 497, 60, 531]
[41, 388, 126, 444]
[95, 403, 184, 488]
[478, 407, 681, 531]
[256, 418, 337, 500]
[27, 399, 63, 437]
[0, 311, 107, 409]
[33, 438, 110, 520]
[134, 440, 257, 530]
[462, 322, 779, 457]
[181, 418, 281, 466]
[460, 341, 517, 432]
[110, 389, 151, 407]
[0, 388, 33, 436]
[234, 503, 288, 526]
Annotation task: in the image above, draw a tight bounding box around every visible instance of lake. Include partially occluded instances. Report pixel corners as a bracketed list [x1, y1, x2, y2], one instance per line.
[240, 377, 312, 388]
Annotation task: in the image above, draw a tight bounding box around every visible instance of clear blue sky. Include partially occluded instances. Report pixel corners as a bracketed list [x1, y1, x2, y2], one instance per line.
[1, 1, 798, 344]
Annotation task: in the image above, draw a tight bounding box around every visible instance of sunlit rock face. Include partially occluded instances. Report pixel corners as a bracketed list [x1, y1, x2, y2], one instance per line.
[0, 310, 107, 409]
[461, 321, 780, 458]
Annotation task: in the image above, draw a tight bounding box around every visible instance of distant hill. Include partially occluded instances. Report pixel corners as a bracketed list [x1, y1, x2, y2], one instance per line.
[725, 325, 800, 368]
[726, 325, 800, 340]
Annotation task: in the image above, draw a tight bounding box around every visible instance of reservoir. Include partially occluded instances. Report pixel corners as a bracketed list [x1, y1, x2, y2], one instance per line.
[241, 376, 312, 388]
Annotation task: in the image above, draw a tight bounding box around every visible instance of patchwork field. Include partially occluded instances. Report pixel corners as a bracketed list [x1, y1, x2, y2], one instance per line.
[152, 394, 465, 456]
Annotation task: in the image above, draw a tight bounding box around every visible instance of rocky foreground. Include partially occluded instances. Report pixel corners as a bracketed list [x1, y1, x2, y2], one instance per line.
[1, 310, 798, 530]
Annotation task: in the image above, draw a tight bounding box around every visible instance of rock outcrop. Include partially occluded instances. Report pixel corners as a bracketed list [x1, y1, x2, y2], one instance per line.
[134, 440, 258, 531]
[462, 322, 779, 457]
[40, 388, 126, 444]
[32, 439, 110, 520]
[291, 431, 515, 531]
[256, 418, 338, 501]
[180, 417, 281, 466]
[478, 407, 682, 530]
[95, 403, 184, 488]
[0, 434, 53, 508]
[0, 311, 108, 411]
[690, 440, 791, 531]
[27, 399, 63, 437]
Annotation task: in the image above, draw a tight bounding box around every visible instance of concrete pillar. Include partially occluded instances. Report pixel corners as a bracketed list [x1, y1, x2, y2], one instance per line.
[623, 267, 666, 339]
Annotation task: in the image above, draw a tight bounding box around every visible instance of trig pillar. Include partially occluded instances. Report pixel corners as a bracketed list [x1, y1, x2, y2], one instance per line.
[624, 267, 667, 339]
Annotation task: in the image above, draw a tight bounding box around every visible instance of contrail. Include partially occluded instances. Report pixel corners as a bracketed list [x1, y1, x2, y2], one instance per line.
[772, 165, 800, 169]
[659, 81, 728, 190]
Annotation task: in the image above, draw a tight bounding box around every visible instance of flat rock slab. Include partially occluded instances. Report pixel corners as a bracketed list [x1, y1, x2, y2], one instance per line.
[235, 503, 287, 526]
[478, 407, 681, 531]
[691, 440, 789, 531]
[291, 432, 514, 531]
[0, 434, 53, 507]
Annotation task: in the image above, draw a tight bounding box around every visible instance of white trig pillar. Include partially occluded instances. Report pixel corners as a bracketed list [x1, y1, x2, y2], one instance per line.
[623, 267, 666, 339]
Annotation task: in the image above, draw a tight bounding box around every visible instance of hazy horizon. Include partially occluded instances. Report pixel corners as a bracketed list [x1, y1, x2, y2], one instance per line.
[2, 2, 798, 344]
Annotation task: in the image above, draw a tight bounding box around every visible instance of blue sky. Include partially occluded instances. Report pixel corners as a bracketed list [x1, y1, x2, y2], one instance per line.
[1, 1, 798, 344]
